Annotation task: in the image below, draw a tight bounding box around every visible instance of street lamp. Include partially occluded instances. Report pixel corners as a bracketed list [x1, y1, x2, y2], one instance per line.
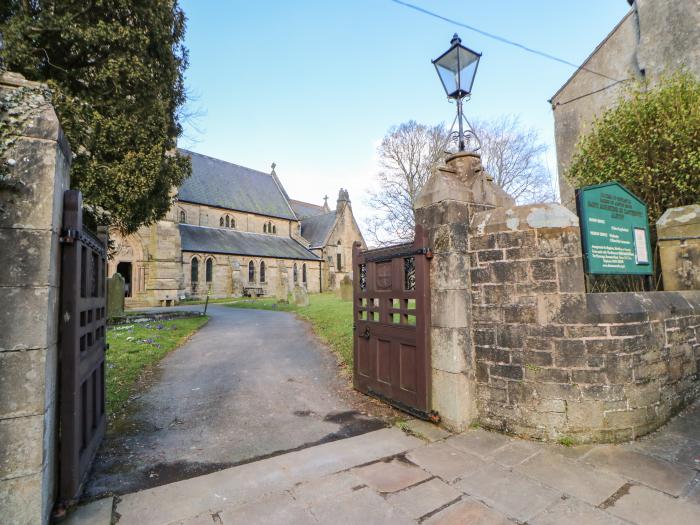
[432, 33, 481, 151]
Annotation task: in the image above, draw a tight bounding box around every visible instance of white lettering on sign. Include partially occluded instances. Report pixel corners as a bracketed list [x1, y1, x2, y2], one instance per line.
[589, 217, 605, 224]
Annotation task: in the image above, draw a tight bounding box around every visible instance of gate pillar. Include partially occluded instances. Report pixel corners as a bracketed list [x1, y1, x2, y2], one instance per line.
[414, 152, 513, 431]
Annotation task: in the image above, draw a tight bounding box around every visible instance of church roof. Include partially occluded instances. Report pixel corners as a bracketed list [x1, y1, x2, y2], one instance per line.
[177, 149, 296, 220]
[179, 224, 319, 261]
[289, 199, 325, 219]
[300, 211, 337, 249]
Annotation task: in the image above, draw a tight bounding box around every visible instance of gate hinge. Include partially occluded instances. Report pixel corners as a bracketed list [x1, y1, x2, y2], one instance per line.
[418, 247, 434, 259]
[59, 228, 80, 245]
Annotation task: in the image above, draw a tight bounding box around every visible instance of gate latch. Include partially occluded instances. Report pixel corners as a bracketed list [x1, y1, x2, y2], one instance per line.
[361, 327, 371, 340]
[59, 228, 80, 245]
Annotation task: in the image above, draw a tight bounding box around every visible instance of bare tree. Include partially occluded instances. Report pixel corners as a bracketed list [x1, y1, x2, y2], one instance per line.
[366, 117, 555, 246]
[366, 121, 448, 245]
[471, 116, 556, 204]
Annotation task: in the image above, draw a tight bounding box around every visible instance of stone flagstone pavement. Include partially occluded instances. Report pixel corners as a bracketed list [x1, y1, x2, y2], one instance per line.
[69, 401, 700, 525]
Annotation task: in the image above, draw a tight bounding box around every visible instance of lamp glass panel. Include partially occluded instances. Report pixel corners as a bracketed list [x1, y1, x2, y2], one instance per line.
[434, 45, 480, 97]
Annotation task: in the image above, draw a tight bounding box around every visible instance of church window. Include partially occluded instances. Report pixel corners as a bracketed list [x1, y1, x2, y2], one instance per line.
[272, 225, 276, 234]
[191, 258, 199, 291]
[260, 261, 266, 282]
[337, 253, 342, 271]
[220, 217, 224, 227]
[263, 223, 267, 233]
[230, 217, 235, 228]
[225, 216, 230, 227]
[293, 263, 298, 283]
[248, 261, 255, 282]
[206, 258, 213, 283]
[302, 263, 307, 284]
[179, 210, 186, 223]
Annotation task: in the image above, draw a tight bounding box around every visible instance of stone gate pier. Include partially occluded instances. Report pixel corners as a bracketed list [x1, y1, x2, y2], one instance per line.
[417, 152, 700, 443]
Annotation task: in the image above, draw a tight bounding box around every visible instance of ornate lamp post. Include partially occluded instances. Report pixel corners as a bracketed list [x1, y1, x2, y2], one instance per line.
[432, 34, 481, 151]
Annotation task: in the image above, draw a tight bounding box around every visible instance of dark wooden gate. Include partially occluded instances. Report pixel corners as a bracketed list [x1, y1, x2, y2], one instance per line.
[352, 225, 433, 419]
[58, 190, 107, 505]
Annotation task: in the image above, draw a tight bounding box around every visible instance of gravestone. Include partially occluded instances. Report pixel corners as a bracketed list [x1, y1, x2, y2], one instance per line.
[338, 275, 353, 301]
[107, 273, 125, 318]
[293, 285, 309, 307]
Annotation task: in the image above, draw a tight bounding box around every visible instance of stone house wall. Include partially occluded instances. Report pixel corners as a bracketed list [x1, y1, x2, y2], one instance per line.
[468, 204, 700, 443]
[552, 0, 700, 209]
[0, 73, 70, 524]
[318, 199, 366, 290]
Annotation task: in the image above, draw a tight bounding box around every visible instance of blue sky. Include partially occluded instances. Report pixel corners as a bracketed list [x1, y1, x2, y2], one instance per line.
[178, 0, 630, 226]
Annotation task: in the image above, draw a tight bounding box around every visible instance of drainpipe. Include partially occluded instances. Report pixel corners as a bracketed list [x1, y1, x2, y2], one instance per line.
[319, 258, 322, 293]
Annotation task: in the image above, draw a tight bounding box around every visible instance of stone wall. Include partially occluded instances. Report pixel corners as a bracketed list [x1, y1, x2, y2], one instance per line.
[657, 204, 700, 291]
[177, 201, 296, 236]
[552, 0, 700, 209]
[468, 203, 700, 443]
[0, 73, 70, 523]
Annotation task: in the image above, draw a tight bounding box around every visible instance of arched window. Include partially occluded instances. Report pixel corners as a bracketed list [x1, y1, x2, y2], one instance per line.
[226, 216, 230, 227]
[302, 263, 307, 284]
[272, 225, 277, 234]
[260, 261, 266, 282]
[293, 263, 298, 283]
[263, 223, 267, 233]
[220, 217, 224, 227]
[231, 218, 236, 229]
[248, 261, 255, 282]
[179, 210, 186, 223]
[206, 258, 213, 283]
[191, 258, 199, 291]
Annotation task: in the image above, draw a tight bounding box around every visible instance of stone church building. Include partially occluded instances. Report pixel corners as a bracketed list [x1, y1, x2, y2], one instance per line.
[108, 150, 366, 307]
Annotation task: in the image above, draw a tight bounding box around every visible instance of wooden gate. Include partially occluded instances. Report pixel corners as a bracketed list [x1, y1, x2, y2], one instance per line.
[58, 190, 107, 505]
[352, 225, 433, 419]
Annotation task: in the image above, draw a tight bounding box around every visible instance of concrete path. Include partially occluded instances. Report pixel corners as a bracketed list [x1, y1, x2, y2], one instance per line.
[97, 400, 700, 525]
[85, 305, 392, 498]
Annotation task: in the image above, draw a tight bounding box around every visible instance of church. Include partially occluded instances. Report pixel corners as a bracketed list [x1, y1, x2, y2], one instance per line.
[108, 150, 366, 307]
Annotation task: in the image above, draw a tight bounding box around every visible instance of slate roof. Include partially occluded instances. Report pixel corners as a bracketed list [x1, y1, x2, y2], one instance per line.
[300, 211, 337, 249]
[290, 199, 325, 220]
[179, 224, 320, 261]
[177, 149, 296, 220]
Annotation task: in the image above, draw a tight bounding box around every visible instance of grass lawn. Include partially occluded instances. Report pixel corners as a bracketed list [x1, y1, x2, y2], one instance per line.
[106, 316, 209, 416]
[227, 293, 354, 367]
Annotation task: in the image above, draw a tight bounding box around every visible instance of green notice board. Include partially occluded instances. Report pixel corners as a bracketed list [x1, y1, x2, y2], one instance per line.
[576, 182, 653, 275]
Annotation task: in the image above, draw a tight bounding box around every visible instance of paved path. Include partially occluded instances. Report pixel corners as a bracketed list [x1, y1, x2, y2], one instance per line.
[77, 401, 700, 525]
[84, 305, 389, 498]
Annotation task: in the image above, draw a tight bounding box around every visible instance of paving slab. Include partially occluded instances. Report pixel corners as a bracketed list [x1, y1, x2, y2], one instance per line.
[422, 497, 513, 525]
[217, 492, 314, 525]
[604, 483, 700, 525]
[115, 427, 421, 525]
[685, 479, 700, 505]
[407, 441, 488, 482]
[64, 497, 113, 525]
[402, 419, 452, 442]
[529, 497, 624, 525]
[628, 431, 700, 471]
[306, 486, 414, 525]
[386, 478, 462, 520]
[352, 457, 431, 493]
[291, 470, 364, 504]
[444, 429, 511, 458]
[516, 449, 626, 505]
[454, 463, 562, 523]
[491, 440, 543, 467]
[583, 445, 696, 496]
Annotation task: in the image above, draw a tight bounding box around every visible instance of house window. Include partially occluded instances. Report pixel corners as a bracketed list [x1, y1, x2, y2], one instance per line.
[191, 258, 198, 292]
[293, 263, 298, 283]
[337, 253, 342, 271]
[302, 263, 307, 284]
[260, 261, 266, 282]
[220, 217, 224, 227]
[206, 258, 213, 283]
[248, 261, 255, 282]
[179, 210, 186, 223]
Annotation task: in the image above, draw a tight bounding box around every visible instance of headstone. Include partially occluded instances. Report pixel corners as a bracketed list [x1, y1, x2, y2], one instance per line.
[339, 275, 353, 301]
[276, 266, 290, 302]
[293, 285, 309, 307]
[107, 273, 125, 318]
